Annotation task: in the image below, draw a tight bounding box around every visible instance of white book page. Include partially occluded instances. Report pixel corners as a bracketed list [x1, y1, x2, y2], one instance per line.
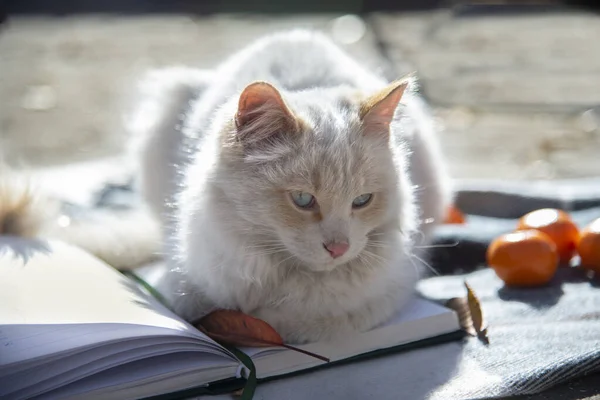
[247, 298, 460, 379]
[7, 340, 239, 400]
[0, 328, 231, 397]
[37, 353, 240, 400]
[0, 237, 233, 368]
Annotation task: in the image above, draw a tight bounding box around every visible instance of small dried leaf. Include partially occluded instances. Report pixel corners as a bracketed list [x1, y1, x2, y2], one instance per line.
[445, 297, 476, 336]
[464, 281, 489, 344]
[231, 388, 244, 397]
[196, 309, 330, 362]
[196, 309, 283, 348]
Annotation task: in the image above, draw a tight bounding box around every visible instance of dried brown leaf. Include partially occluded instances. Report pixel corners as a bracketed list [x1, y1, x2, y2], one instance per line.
[197, 310, 283, 347]
[464, 281, 489, 344]
[196, 309, 330, 362]
[445, 297, 476, 336]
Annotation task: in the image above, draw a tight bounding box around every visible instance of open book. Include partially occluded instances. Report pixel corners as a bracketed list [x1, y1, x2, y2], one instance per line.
[0, 237, 462, 400]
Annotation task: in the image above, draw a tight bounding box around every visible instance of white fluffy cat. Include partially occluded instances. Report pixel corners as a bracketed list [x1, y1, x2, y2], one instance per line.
[131, 30, 451, 344]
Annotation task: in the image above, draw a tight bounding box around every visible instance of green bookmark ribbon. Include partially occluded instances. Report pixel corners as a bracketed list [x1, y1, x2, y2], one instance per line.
[124, 271, 258, 399]
[226, 346, 257, 400]
[124, 271, 169, 306]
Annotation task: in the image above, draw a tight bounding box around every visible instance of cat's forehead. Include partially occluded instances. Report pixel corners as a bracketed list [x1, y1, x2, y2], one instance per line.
[281, 128, 390, 196]
[286, 88, 361, 142]
[254, 87, 394, 194]
[289, 88, 359, 129]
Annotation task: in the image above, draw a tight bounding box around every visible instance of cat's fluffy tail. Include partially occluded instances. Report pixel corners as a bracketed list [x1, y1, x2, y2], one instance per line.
[0, 169, 160, 270]
[0, 170, 59, 239]
[128, 67, 213, 218]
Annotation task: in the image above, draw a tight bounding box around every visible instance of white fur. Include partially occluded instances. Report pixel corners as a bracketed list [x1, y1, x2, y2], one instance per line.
[128, 67, 215, 219]
[132, 31, 451, 343]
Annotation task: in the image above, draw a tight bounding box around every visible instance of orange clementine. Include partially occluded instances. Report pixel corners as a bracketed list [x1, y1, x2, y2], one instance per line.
[444, 205, 466, 224]
[516, 208, 579, 263]
[577, 218, 600, 273]
[487, 230, 559, 287]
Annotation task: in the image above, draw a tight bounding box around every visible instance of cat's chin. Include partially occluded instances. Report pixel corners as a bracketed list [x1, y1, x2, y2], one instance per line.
[303, 262, 340, 273]
[300, 255, 358, 273]
[280, 245, 350, 272]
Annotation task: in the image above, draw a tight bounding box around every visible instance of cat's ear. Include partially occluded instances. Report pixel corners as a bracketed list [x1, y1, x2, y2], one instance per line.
[359, 80, 409, 137]
[235, 82, 298, 144]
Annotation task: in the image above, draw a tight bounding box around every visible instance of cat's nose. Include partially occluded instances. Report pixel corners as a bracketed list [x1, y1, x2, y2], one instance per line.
[323, 241, 349, 259]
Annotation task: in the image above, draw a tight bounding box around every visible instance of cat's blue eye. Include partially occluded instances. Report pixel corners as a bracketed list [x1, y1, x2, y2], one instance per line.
[352, 193, 373, 208]
[291, 191, 316, 209]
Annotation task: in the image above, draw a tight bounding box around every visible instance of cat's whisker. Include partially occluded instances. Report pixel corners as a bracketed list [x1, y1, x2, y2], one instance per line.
[356, 254, 371, 271]
[243, 244, 287, 251]
[356, 253, 374, 271]
[244, 251, 288, 257]
[367, 232, 388, 237]
[244, 249, 288, 257]
[368, 243, 390, 249]
[243, 245, 284, 251]
[408, 252, 440, 277]
[273, 254, 298, 269]
[363, 249, 387, 262]
[362, 256, 385, 272]
[366, 240, 390, 249]
[248, 242, 287, 247]
[359, 250, 387, 270]
[242, 241, 283, 247]
[413, 241, 458, 249]
[243, 248, 287, 253]
[406, 256, 422, 279]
